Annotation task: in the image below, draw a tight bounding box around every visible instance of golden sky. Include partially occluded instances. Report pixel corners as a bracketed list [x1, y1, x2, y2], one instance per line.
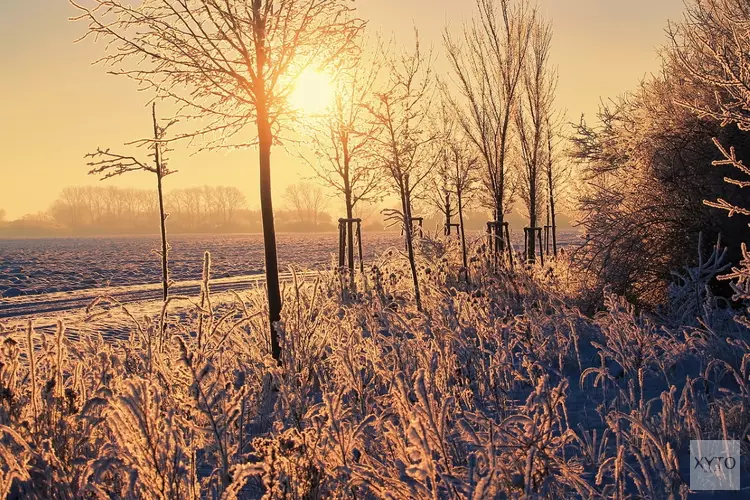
[0, 0, 685, 219]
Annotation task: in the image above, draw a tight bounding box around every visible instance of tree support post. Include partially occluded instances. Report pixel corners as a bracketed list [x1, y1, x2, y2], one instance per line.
[523, 227, 544, 266]
[338, 217, 364, 276]
[402, 216, 424, 249]
[544, 225, 552, 256]
[446, 223, 460, 236]
[486, 221, 514, 269]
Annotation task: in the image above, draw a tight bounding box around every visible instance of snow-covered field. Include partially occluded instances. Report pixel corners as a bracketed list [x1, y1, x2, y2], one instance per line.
[0, 230, 582, 299]
[0, 232, 404, 298]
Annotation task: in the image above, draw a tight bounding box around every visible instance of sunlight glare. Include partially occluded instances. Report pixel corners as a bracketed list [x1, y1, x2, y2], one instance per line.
[290, 68, 334, 116]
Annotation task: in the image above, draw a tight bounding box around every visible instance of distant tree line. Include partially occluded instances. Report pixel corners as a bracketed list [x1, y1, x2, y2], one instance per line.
[46, 185, 253, 234]
[0, 184, 347, 236]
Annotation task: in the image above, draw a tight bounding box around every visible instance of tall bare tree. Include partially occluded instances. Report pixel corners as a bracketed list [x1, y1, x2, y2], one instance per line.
[368, 35, 436, 311]
[86, 103, 176, 302]
[516, 15, 554, 263]
[444, 0, 535, 254]
[303, 53, 382, 282]
[427, 105, 457, 237]
[72, 0, 364, 361]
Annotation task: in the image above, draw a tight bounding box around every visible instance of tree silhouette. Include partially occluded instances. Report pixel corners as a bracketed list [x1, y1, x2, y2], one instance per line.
[71, 0, 364, 361]
[303, 52, 383, 286]
[86, 103, 176, 303]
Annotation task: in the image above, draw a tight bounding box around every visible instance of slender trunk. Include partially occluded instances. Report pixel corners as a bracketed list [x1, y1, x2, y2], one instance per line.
[257, 112, 282, 362]
[253, 6, 281, 362]
[402, 177, 422, 311]
[495, 196, 504, 254]
[445, 192, 451, 235]
[345, 188, 355, 290]
[547, 162, 558, 257]
[342, 134, 355, 279]
[156, 174, 168, 301]
[528, 189, 537, 264]
[546, 204, 551, 255]
[457, 188, 469, 284]
[496, 110, 511, 255]
[152, 103, 169, 303]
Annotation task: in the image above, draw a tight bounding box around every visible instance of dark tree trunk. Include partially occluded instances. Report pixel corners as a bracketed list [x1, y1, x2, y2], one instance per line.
[528, 190, 537, 264]
[251, 1, 281, 363]
[495, 196, 505, 254]
[445, 192, 452, 235]
[257, 112, 282, 362]
[402, 176, 422, 311]
[457, 188, 469, 284]
[547, 170, 558, 257]
[345, 187, 355, 289]
[152, 103, 169, 303]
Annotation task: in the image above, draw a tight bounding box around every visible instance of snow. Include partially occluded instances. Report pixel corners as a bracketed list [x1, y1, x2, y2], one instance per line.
[0, 232, 404, 297]
[0, 230, 582, 298]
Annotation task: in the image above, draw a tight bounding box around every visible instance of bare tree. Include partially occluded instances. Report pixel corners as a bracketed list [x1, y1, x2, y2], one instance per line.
[427, 101, 457, 236]
[543, 111, 570, 257]
[444, 0, 536, 254]
[368, 35, 436, 311]
[434, 98, 478, 281]
[71, 0, 364, 361]
[86, 103, 176, 302]
[515, 15, 554, 263]
[303, 52, 382, 282]
[282, 182, 329, 225]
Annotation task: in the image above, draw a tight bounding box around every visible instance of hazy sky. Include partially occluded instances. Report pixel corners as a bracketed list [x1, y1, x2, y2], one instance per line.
[0, 0, 686, 219]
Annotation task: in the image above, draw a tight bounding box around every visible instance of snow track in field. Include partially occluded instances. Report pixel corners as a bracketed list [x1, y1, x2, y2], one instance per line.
[0, 272, 292, 319]
[0, 271, 316, 340]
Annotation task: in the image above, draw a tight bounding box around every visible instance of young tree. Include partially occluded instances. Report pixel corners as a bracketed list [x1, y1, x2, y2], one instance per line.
[368, 36, 436, 311]
[430, 98, 477, 281]
[444, 0, 536, 254]
[426, 110, 457, 237]
[449, 142, 477, 282]
[304, 54, 382, 282]
[543, 111, 571, 257]
[515, 15, 554, 263]
[86, 103, 176, 302]
[72, 0, 364, 361]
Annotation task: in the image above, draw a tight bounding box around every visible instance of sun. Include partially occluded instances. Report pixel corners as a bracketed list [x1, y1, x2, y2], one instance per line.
[290, 68, 334, 116]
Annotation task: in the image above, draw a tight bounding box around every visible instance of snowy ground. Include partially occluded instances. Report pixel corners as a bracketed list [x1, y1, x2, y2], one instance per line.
[0, 230, 582, 299]
[0, 230, 583, 339]
[0, 232, 405, 297]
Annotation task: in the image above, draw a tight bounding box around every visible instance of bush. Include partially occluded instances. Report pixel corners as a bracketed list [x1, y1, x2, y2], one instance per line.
[0, 248, 748, 498]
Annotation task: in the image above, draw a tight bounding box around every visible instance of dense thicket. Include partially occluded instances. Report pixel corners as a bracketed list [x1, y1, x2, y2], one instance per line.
[571, 68, 750, 307]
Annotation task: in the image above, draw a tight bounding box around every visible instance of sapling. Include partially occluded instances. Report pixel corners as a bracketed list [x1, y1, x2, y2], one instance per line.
[367, 35, 437, 311]
[444, 0, 537, 257]
[85, 103, 176, 304]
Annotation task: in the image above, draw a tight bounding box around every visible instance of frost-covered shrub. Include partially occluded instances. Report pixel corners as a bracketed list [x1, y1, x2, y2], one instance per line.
[1, 245, 749, 498]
